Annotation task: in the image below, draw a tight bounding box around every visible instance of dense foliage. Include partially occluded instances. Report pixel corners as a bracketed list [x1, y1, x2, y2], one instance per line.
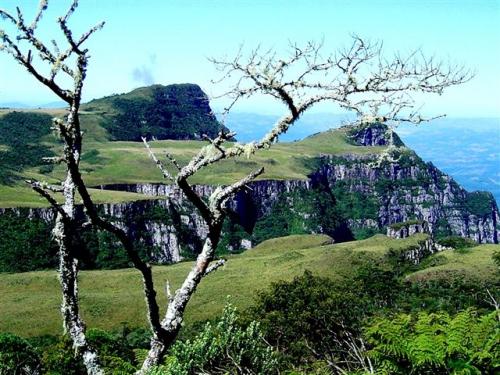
[0, 212, 57, 272]
[152, 304, 278, 375]
[0, 112, 55, 183]
[463, 191, 495, 217]
[0, 258, 497, 374]
[365, 309, 499, 374]
[0, 204, 205, 272]
[251, 181, 380, 245]
[247, 254, 499, 374]
[86, 84, 229, 141]
[0, 333, 41, 375]
[250, 270, 372, 372]
[436, 235, 477, 250]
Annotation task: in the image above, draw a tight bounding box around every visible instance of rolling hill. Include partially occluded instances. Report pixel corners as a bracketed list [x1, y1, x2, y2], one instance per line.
[1, 233, 496, 338]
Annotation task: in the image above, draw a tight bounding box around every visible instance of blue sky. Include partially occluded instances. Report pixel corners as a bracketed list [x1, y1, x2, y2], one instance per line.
[0, 0, 499, 117]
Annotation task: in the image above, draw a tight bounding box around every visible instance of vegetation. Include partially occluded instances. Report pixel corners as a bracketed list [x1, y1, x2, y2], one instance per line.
[0, 1, 489, 372]
[0, 212, 57, 273]
[0, 204, 199, 273]
[250, 271, 374, 372]
[0, 333, 42, 375]
[0, 234, 497, 339]
[0, 231, 497, 373]
[463, 191, 495, 217]
[388, 220, 423, 231]
[84, 84, 230, 142]
[0, 126, 385, 208]
[151, 304, 278, 375]
[252, 179, 380, 246]
[365, 309, 499, 374]
[436, 235, 477, 250]
[407, 244, 499, 284]
[0, 111, 55, 184]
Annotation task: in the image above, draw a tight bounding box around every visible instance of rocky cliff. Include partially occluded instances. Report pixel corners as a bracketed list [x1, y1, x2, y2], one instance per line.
[1, 123, 498, 264]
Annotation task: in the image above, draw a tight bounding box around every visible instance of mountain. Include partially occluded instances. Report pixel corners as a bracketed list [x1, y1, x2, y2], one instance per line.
[0, 87, 498, 266]
[1, 123, 497, 267]
[224, 113, 500, 203]
[82, 83, 229, 141]
[0, 100, 66, 109]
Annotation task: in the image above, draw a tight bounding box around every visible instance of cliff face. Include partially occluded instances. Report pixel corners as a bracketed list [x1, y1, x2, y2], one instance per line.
[311, 153, 498, 244]
[1, 124, 498, 264]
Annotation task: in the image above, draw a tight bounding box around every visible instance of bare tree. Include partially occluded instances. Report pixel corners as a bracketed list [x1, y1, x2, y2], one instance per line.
[1, 1, 471, 373]
[0, 2, 164, 374]
[0, 1, 106, 373]
[140, 38, 470, 371]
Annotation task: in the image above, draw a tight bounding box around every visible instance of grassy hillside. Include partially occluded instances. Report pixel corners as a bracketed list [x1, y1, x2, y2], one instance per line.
[0, 113, 385, 207]
[407, 244, 499, 283]
[3, 233, 496, 338]
[0, 185, 156, 208]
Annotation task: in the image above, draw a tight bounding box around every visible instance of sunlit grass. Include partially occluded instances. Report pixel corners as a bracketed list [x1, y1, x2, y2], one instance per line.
[0, 127, 385, 207]
[0, 233, 460, 338]
[407, 244, 499, 283]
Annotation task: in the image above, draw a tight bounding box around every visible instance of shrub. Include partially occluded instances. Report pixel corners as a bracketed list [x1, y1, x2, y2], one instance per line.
[436, 236, 476, 250]
[41, 337, 86, 375]
[0, 333, 42, 375]
[250, 270, 375, 373]
[150, 303, 278, 375]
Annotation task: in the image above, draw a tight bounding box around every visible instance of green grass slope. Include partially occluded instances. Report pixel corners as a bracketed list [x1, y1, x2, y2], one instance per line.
[0, 233, 446, 338]
[407, 244, 499, 283]
[0, 119, 385, 207]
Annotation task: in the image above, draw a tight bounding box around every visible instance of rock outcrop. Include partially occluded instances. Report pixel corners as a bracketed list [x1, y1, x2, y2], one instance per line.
[386, 220, 430, 239]
[1, 123, 498, 263]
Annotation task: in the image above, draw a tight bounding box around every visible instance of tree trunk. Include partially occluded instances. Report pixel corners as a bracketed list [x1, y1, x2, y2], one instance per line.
[52, 171, 104, 375]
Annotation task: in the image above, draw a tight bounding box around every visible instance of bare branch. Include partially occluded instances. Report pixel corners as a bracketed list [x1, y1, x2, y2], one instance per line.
[29, 0, 48, 31]
[25, 179, 65, 216]
[165, 152, 182, 171]
[204, 258, 226, 275]
[211, 36, 473, 127]
[76, 21, 105, 47]
[210, 167, 264, 211]
[142, 137, 175, 181]
[165, 280, 173, 305]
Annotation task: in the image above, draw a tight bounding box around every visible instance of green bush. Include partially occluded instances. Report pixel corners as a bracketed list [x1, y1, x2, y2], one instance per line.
[437, 236, 476, 250]
[150, 303, 278, 375]
[41, 330, 138, 374]
[0, 333, 42, 374]
[41, 337, 85, 375]
[250, 270, 377, 373]
[400, 277, 499, 314]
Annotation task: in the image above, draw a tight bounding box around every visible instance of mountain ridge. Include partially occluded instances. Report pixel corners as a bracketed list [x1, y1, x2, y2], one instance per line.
[0, 85, 498, 266]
